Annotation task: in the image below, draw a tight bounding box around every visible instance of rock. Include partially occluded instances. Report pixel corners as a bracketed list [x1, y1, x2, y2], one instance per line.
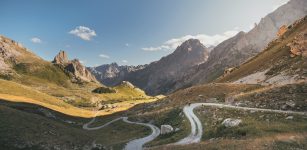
[286, 100, 296, 108]
[286, 116, 294, 120]
[175, 128, 180, 132]
[52, 51, 98, 83]
[160, 125, 174, 135]
[88, 62, 147, 86]
[120, 81, 135, 88]
[224, 67, 235, 76]
[287, 32, 307, 57]
[222, 118, 242, 127]
[52, 50, 69, 64]
[277, 25, 288, 37]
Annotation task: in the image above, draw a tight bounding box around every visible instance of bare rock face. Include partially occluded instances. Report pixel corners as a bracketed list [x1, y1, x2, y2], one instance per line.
[287, 32, 307, 57]
[53, 51, 98, 83]
[52, 50, 68, 64]
[0, 35, 41, 73]
[277, 25, 288, 37]
[89, 63, 146, 86]
[0, 35, 21, 72]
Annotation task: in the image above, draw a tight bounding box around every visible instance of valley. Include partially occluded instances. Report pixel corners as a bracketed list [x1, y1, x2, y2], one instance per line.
[0, 0, 307, 150]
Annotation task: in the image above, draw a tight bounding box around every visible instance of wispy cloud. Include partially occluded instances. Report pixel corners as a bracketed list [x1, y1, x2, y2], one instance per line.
[122, 60, 128, 63]
[30, 37, 42, 43]
[125, 43, 130, 47]
[142, 30, 239, 51]
[99, 54, 110, 59]
[69, 26, 96, 41]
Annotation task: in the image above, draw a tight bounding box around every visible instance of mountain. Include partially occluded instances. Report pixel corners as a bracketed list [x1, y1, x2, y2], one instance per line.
[170, 0, 307, 91]
[91, 39, 209, 95]
[89, 63, 147, 86]
[90, 0, 306, 95]
[52, 50, 98, 83]
[217, 16, 307, 84]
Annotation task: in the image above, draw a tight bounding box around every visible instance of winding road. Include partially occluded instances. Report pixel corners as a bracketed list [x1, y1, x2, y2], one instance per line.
[82, 114, 160, 150]
[175, 103, 307, 145]
[83, 103, 307, 149]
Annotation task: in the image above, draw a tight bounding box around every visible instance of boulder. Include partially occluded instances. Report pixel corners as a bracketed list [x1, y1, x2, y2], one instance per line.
[287, 32, 307, 57]
[277, 25, 287, 37]
[286, 116, 294, 120]
[222, 118, 242, 127]
[160, 125, 174, 135]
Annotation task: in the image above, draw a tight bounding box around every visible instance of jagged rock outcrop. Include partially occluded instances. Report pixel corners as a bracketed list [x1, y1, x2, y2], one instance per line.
[91, 39, 209, 95]
[287, 31, 307, 57]
[52, 50, 69, 64]
[53, 51, 98, 83]
[277, 25, 288, 37]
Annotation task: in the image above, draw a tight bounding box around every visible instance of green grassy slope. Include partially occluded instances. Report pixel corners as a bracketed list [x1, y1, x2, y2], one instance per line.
[0, 100, 151, 150]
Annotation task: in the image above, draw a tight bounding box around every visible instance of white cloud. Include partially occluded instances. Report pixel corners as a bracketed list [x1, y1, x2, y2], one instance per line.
[125, 43, 130, 47]
[69, 26, 97, 41]
[122, 60, 128, 63]
[99, 54, 110, 59]
[30, 37, 42, 43]
[142, 30, 239, 51]
[142, 47, 163, 51]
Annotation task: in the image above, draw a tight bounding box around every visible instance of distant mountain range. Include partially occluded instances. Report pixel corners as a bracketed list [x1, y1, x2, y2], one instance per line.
[90, 39, 209, 95]
[90, 0, 307, 95]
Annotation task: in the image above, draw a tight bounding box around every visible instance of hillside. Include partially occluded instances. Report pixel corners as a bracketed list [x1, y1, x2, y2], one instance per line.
[217, 16, 307, 85]
[169, 0, 307, 91]
[0, 35, 157, 112]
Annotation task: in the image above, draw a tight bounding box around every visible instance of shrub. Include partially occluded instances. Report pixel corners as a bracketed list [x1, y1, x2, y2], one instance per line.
[92, 87, 116, 94]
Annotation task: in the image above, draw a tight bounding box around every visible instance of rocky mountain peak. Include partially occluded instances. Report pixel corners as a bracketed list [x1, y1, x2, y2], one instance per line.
[175, 39, 206, 54]
[52, 50, 98, 83]
[52, 50, 69, 64]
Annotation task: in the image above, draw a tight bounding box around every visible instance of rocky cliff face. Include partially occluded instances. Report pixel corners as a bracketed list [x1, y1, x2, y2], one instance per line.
[91, 39, 209, 95]
[0, 35, 42, 74]
[52, 51, 98, 83]
[89, 63, 146, 86]
[170, 0, 307, 91]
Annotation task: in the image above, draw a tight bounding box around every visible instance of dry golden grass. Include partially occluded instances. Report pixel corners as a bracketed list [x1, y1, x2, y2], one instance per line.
[0, 79, 158, 118]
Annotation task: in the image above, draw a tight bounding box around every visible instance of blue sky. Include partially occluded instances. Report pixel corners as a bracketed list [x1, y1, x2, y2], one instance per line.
[0, 0, 289, 66]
